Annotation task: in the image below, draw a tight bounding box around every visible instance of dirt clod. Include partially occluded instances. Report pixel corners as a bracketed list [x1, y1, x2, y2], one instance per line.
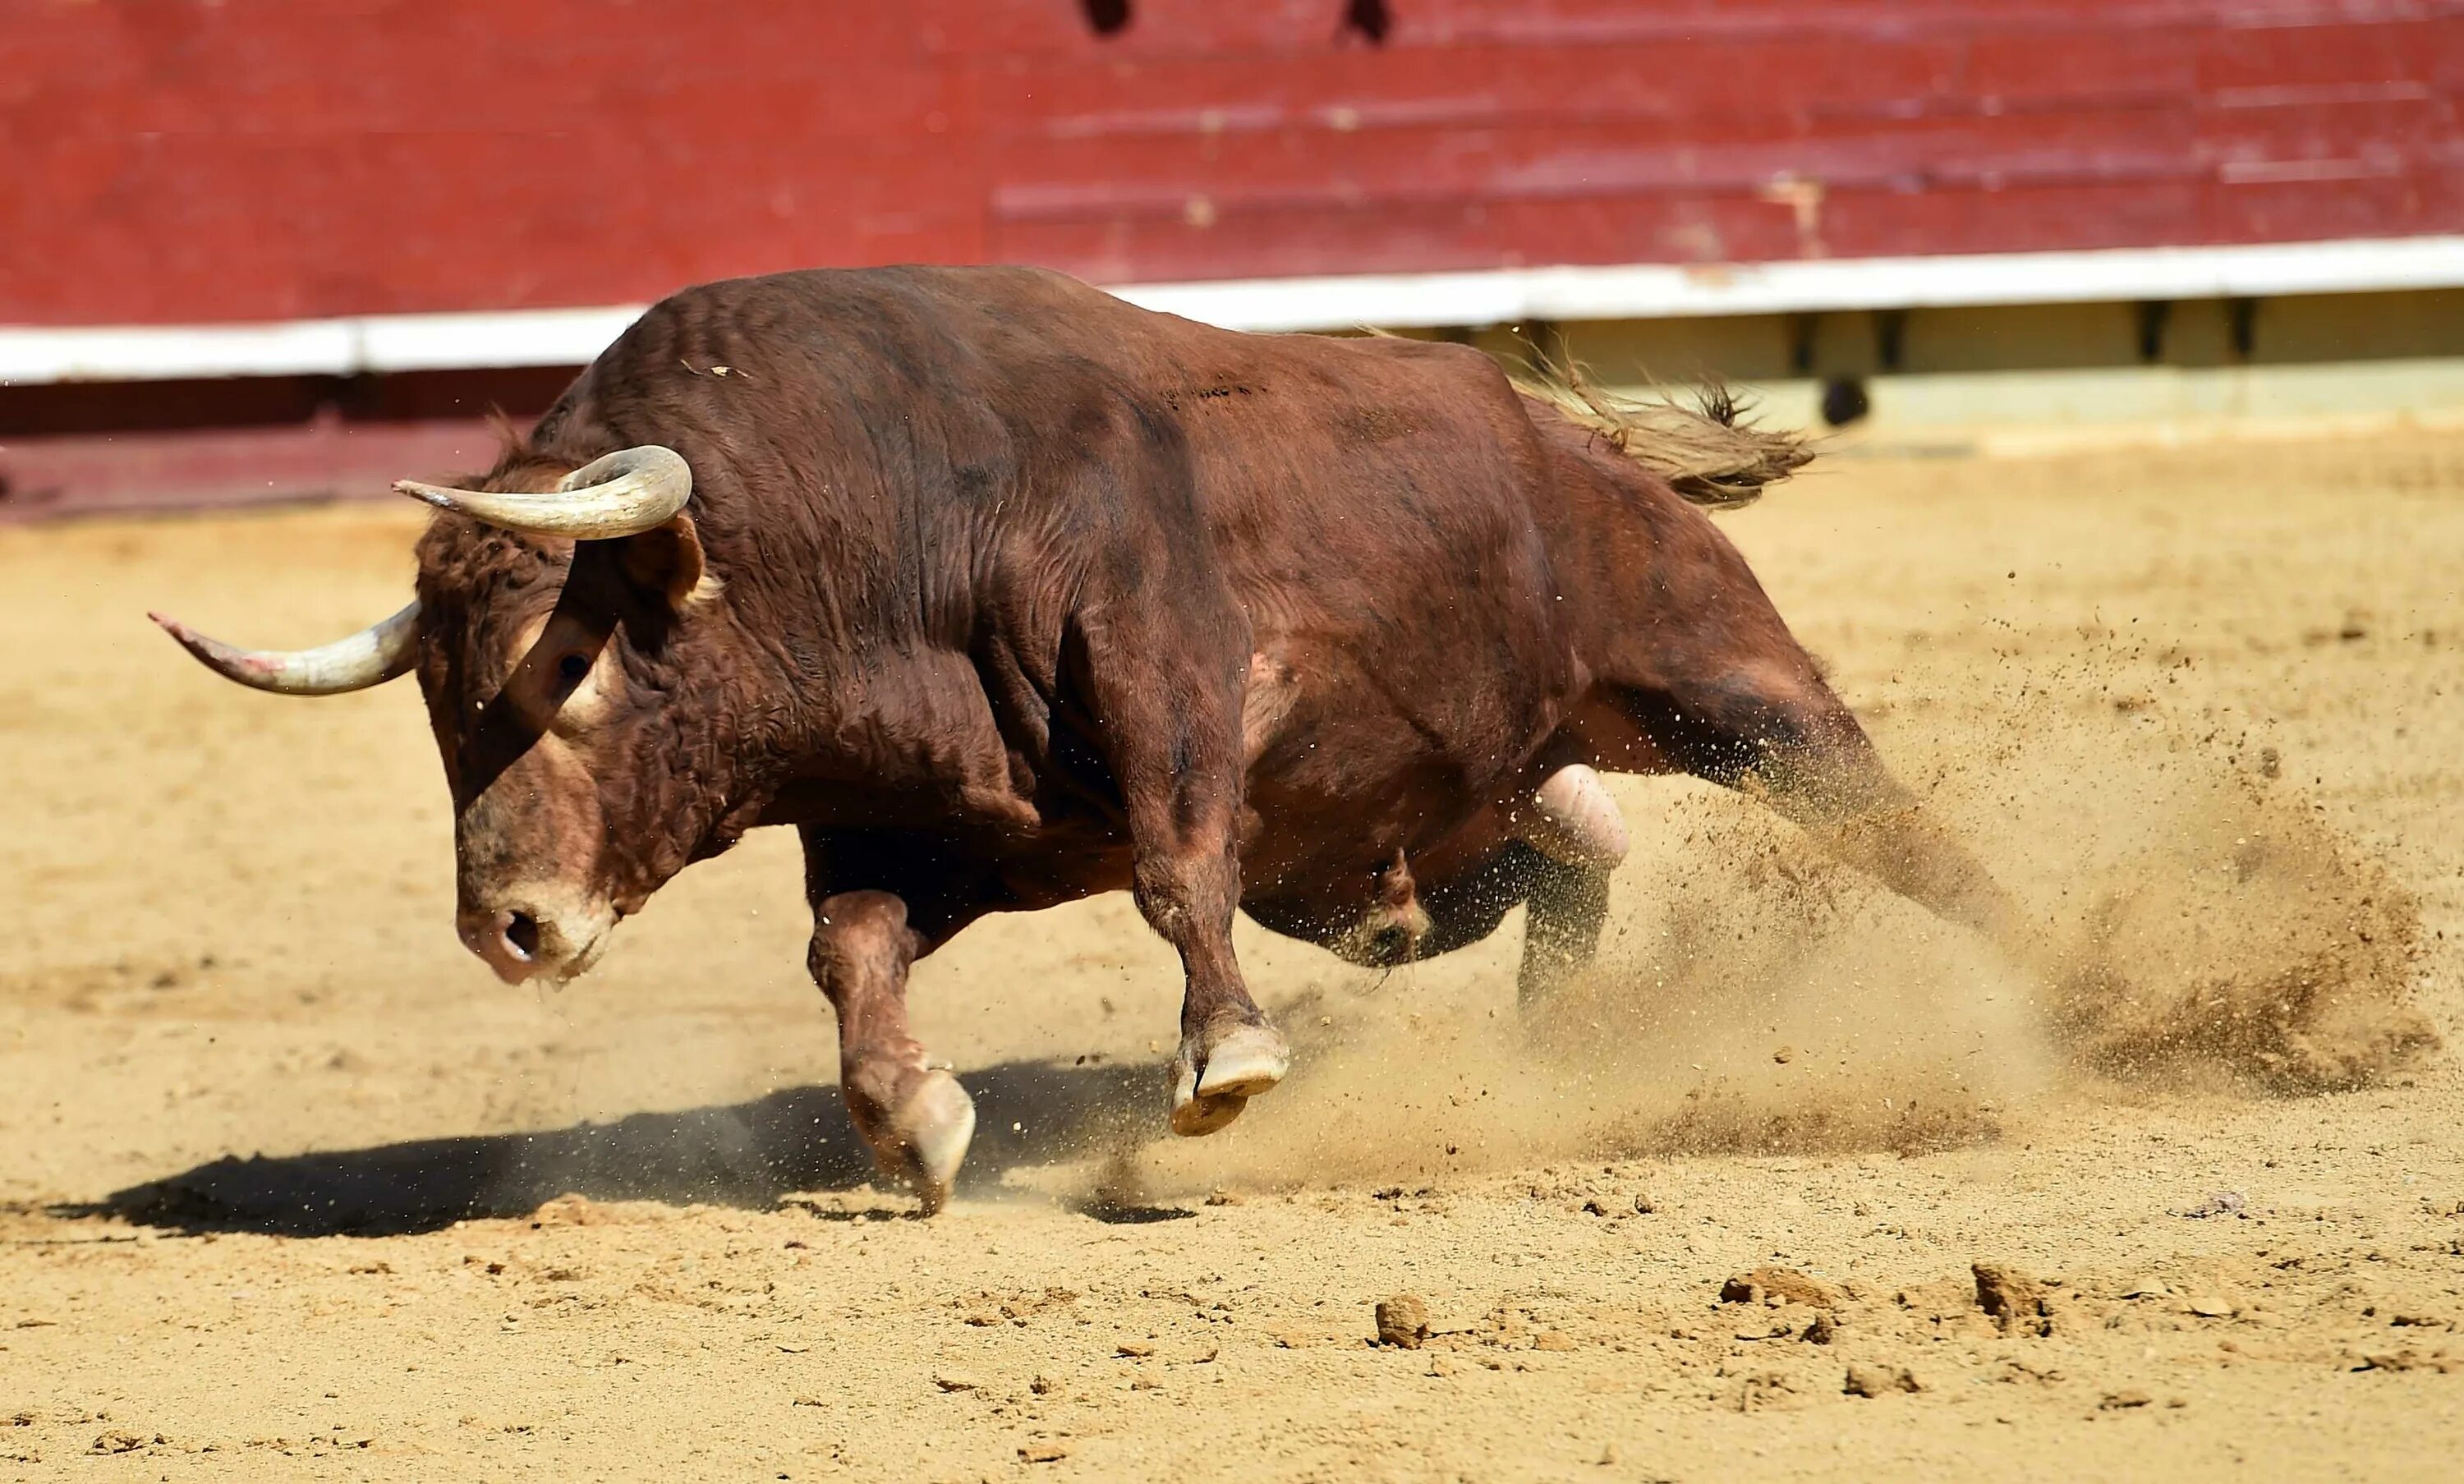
[1974, 1262, 2054, 1336]
[1843, 1364, 1922, 1398]
[1375, 1294, 1430, 1348]
[2176, 1191, 2247, 1220]
[2356, 1350, 2464, 1374]
[531, 1192, 617, 1226]
[1722, 1267, 1841, 1310]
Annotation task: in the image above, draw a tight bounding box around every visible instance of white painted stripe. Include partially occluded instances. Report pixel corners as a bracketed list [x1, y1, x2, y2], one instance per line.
[0, 307, 646, 384]
[0, 320, 363, 384]
[4, 236, 2462, 385]
[352, 306, 647, 374]
[1117, 235, 2464, 332]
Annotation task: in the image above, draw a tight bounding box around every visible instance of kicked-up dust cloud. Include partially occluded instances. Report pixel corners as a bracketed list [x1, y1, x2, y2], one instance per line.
[1081, 670, 2435, 1202]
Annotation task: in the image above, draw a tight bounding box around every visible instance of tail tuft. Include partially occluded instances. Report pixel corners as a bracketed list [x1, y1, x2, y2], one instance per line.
[1515, 361, 1813, 510]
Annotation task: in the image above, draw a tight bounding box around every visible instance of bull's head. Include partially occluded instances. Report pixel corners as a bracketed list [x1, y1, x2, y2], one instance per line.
[154, 444, 734, 986]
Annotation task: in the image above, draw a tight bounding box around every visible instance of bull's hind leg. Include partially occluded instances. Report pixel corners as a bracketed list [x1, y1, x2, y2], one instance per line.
[1515, 761, 1630, 1002]
[1586, 662, 2020, 945]
[1519, 853, 1614, 1003]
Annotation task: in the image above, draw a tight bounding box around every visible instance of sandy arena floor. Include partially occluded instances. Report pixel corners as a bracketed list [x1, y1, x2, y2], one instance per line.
[4, 428, 2462, 1481]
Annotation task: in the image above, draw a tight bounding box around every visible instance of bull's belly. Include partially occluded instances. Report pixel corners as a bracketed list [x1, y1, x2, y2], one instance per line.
[967, 737, 1624, 969]
[1229, 632, 1565, 907]
[963, 621, 1586, 938]
[1234, 789, 1565, 964]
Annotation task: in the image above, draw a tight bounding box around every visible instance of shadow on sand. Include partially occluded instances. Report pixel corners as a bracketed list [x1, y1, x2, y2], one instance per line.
[62, 1057, 1164, 1238]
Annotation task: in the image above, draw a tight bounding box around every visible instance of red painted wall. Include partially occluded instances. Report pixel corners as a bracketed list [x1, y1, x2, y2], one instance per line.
[7, 0, 2462, 329]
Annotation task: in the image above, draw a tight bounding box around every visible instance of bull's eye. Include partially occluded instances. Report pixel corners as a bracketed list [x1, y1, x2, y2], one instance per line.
[555, 652, 592, 686]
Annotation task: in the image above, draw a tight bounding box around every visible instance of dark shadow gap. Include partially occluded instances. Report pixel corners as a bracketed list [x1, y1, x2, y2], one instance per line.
[1343, 0, 1392, 45]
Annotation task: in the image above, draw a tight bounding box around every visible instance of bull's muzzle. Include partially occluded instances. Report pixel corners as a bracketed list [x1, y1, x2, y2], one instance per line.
[455, 890, 617, 986]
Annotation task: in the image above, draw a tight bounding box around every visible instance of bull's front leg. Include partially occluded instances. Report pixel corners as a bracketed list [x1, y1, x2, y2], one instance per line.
[1078, 611, 1289, 1137]
[806, 889, 975, 1213]
[1142, 814, 1289, 1137]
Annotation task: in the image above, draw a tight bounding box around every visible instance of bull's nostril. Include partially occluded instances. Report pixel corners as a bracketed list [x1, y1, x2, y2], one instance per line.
[502, 911, 541, 961]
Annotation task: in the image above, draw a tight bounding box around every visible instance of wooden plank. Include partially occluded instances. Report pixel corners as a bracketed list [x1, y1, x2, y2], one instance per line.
[958, 37, 1970, 136]
[1965, 24, 2202, 103]
[2198, 17, 2455, 93]
[987, 107, 2227, 226]
[2204, 168, 2464, 244]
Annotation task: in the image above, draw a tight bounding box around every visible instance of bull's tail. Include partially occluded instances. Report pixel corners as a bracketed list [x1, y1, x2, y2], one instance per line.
[1513, 361, 1813, 510]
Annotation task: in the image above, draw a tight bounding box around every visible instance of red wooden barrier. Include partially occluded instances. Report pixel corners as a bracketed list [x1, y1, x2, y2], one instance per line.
[6, 0, 2461, 329]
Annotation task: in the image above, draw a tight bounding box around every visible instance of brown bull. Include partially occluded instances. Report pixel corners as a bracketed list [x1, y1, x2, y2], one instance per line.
[159, 266, 2014, 1211]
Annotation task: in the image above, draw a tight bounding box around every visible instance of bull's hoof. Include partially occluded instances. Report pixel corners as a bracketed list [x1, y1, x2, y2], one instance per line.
[887, 1069, 976, 1215]
[1170, 1021, 1289, 1137]
[1524, 762, 1630, 869]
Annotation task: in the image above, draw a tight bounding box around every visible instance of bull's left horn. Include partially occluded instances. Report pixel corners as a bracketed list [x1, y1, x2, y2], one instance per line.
[150, 600, 421, 696]
[395, 444, 692, 539]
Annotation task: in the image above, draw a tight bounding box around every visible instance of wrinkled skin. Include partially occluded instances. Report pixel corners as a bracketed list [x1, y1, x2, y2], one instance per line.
[400, 265, 2017, 1211]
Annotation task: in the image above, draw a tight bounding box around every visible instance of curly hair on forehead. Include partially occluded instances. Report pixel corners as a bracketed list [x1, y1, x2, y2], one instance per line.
[409, 414, 572, 594]
[476, 408, 582, 491]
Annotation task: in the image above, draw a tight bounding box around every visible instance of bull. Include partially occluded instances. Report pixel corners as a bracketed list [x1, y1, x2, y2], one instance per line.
[158, 266, 2015, 1211]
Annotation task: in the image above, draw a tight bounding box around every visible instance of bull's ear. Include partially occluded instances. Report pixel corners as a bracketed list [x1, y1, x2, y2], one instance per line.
[617, 513, 719, 612]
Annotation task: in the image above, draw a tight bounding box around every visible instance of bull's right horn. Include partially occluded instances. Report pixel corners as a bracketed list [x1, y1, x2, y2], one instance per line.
[395, 444, 692, 540]
[150, 600, 421, 696]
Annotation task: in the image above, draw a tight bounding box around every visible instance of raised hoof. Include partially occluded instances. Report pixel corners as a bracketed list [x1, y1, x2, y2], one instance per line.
[1524, 763, 1630, 869]
[1170, 1022, 1289, 1138]
[887, 1069, 976, 1215]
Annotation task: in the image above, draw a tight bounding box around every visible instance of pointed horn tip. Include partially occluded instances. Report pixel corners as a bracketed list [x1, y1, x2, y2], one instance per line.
[394, 480, 456, 508]
[147, 610, 258, 673]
